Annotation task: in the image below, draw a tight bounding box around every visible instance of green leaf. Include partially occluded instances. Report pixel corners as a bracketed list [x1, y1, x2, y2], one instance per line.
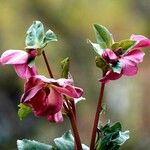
[17, 131, 89, 150]
[111, 42, 120, 50]
[111, 61, 122, 74]
[93, 24, 114, 48]
[96, 122, 129, 150]
[100, 103, 107, 115]
[18, 103, 32, 120]
[54, 130, 74, 150]
[111, 40, 136, 54]
[25, 21, 57, 49]
[119, 39, 136, 53]
[54, 130, 89, 150]
[60, 57, 70, 78]
[17, 139, 54, 150]
[88, 40, 104, 55]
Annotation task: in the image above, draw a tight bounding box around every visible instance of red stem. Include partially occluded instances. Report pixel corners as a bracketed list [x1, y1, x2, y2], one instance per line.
[67, 105, 82, 150]
[90, 82, 105, 150]
[70, 100, 77, 120]
[42, 50, 82, 150]
[42, 50, 54, 78]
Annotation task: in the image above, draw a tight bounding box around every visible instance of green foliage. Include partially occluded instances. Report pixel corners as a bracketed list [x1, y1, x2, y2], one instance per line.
[93, 24, 114, 48]
[119, 39, 136, 53]
[100, 103, 107, 115]
[17, 131, 89, 150]
[60, 57, 70, 78]
[95, 122, 129, 150]
[111, 40, 136, 54]
[25, 21, 57, 49]
[17, 139, 54, 150]
[95, 56, 108, 71]
[88, 40, 104, 55]
[18, 103, 32, 120]
[111, 61, 122, 74]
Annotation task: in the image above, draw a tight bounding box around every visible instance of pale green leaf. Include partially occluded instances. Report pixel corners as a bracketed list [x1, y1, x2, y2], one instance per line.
[18, 103, 32, 120]
[17, 139, 54, 150]
[93, 24, 114, 48]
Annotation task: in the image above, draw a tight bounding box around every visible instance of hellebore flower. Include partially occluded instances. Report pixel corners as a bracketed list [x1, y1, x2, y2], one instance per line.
[21, 75, 83, 123]
[0, 49, 37, 79]
[100, 35, 150, 83]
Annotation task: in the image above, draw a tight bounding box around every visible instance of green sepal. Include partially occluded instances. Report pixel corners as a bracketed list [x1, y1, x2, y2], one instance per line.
[95, 122, 129, 150]
[25, 21, 57, 50]
[93, 24, 114, 48]
[88, 40, 105, 55]
[95, 56, 108, 72]
[119, 39, 136, 53]
[17, 139, 54, 150]
[60, 57, 70, 78]
[111, 61, 122, 74]
[111, 40, 136, 54]
[18, 103, 32, 120]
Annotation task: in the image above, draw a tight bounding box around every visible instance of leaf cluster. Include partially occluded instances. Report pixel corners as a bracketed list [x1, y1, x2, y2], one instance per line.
[95, 122, 129, 150]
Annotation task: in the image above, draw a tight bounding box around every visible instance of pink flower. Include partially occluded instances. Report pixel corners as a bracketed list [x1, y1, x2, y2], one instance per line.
[100, 49, 144, 82]
[0, 49, 37, 79]
[21, 75, 83, 123]
[100, 35, 150, 83]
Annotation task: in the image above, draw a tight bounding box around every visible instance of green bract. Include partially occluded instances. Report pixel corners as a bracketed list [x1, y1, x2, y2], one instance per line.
[111, 39, 136, 54]
[88, 40, 104, 55]
[93, 24, 114, 49]
[95, 56, 108, 71]
[17, 131, 89, 150]
[18, 103, 32, 120]
[95, 122, 129, 150]
[25, 21, 57, 49]
[60, 57, 70, 78]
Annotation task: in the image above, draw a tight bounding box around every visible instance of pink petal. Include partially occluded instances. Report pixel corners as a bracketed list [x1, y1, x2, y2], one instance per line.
[47, 111, 63, 123]
[52, 84, 83, 98]
[0, 50, 28, 65]
[123, 49, 145, 63]
[35, 75, 58, 83]
[120, 58, 138, 76]
[21, 84, 43, 103]
[24, 89, 48, 117]
[35, 75, 74, 86]
[102, 49, 118, 63]
[120, 49, 144, 76]
[24, 76, 43, 92]
[130, 34, 150, 48]
[45, 88, 63, 114]
[100, 70, 122, 83]
[14, 64, 37, 79]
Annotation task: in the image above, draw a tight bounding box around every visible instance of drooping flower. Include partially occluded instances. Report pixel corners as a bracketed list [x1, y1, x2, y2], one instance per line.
[100, 48, 145, 82]
[90, 24, 150, 83]
[21, 75, 83, 123]
[0, 49, 37, 79]
[99, 35, 150, 83]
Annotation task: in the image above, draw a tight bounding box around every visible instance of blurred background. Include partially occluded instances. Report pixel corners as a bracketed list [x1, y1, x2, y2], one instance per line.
[0, 0, 150, 149]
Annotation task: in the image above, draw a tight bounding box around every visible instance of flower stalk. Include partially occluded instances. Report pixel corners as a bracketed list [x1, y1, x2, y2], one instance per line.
[90, 81, 105, 150]
[42, 50, 82, 150]
[42, 50, 54, 78]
